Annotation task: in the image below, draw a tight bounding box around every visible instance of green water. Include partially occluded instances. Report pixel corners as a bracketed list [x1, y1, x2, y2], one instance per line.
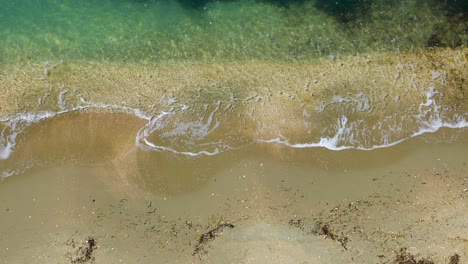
[1, 0, 466, 64]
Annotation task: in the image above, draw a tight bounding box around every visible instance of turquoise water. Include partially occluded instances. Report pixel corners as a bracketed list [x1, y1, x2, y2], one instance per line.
[1, 0, 466, 63]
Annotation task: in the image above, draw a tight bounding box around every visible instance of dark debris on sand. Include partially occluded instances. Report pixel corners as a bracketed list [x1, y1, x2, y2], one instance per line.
[288, 218, 349, 250]
[448, 254, 461, 264]
[393, 247, 434, 264]
[317, 223, 349, 250]
[193, 222, 235, 257]
[66, 237, 98, 264]
[393, 247, 462, 264]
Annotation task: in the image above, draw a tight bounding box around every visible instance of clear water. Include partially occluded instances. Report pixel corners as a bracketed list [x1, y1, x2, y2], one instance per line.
[1, 0, 466, 63]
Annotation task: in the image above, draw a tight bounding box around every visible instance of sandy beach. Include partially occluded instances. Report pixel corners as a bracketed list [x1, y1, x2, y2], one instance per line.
[0, 123, 467, 263]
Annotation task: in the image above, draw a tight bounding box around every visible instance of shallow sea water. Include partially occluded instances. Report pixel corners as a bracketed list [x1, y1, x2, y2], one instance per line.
[0, 0, 467, 263]
[1, 0, 466, 63]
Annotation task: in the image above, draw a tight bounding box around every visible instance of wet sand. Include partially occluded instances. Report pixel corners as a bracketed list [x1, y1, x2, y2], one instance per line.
[0, 127, 466, 263]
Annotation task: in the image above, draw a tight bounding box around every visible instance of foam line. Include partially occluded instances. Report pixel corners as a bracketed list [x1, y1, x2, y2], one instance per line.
[259, 87, 467, 151]
[0, 104, 152, 161]
[1, 87, 467, 162]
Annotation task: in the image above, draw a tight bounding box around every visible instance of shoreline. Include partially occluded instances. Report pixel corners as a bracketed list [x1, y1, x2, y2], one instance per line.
[0, 48, 466, 159]
[0, 131, 467, 263]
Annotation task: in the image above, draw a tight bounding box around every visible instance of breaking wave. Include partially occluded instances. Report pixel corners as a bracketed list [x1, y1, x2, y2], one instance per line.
[0, 86, 467, 162]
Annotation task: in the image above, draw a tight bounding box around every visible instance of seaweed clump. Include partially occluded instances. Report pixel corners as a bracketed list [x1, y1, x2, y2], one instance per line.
[66, 237, 98, 264]
[193, 222, 235, 257]
[394, 247, 434, 264]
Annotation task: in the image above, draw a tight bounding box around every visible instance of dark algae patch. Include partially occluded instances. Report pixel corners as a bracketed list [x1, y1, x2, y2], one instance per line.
[288, 218, 349, 250]
[448, 254, 461, 264]
[193, 222, 235, 257]
[392, 247, 461, 264]
[393, 247, 435, 264]
[66, 237, 98, 264]
[317, 223, 349, 250]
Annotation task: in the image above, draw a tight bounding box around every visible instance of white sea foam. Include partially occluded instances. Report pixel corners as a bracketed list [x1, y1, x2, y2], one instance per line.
[0, 111, 58, 160]
[0, 102, 152, 161]
[142, 138, 221, 156]
[0, 167, 30, 180]
[58, 89, 68, 110]
[1, 170, 15, 179]
[135, 102, 228, 156]
[260, 86, 467, 151]
[316, 92, 371, 113]
[0, 87, 466, 161]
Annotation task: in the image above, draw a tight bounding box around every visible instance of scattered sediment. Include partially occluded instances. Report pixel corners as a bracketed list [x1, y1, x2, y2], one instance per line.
[393, 247, 435, 264]
[66, 237, 97, 264]
[48, 149, 464, 263]
[193, 222, 235, 257]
